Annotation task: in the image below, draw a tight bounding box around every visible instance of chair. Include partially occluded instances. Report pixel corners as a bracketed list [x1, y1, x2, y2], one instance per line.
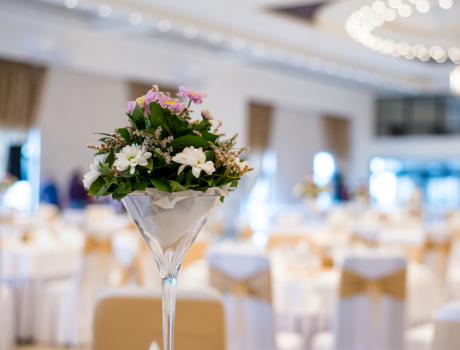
[34, 234, 114, 346]
[93, 289, 226, 350]
[0, 285, 15, 350]
[208, 246, 306, 350]
[431, 301, 460, 350]
[312, 254, 407, 350]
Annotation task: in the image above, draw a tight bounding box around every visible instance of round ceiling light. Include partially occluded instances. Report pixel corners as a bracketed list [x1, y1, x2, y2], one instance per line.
[346, 0, 459, 64]
[450, 66, 460, 96]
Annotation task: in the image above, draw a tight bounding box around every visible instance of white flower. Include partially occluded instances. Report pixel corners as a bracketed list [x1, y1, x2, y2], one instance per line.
[172, 146, 215, 178]
[83, 154, 107, 189]
[234, 158, 250, 172]
[114, 144, 152, 175]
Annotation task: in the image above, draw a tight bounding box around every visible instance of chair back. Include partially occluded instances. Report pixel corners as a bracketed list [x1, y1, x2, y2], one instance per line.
[208, 246, 275, 350]
[334, 255, 407, 350]
[93, 289, 226, 350]
[432, 302, 460, 350]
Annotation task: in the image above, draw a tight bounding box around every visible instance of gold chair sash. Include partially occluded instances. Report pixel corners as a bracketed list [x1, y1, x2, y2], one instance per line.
[339, 268, 406, 301]
[209, 267, 272, 303]
[432, 320, 460, 350]
[414, 239, 451, 276]
[83, 236, 112, 255]
[182, 241, 208, 268]
[119, 254, 145, 286]
[267, 234, 306, 251]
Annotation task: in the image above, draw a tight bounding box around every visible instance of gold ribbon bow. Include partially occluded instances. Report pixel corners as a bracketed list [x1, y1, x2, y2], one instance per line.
[84, 236, 112, 255]
[209, 267, 272, 303]
[414, 239, 451, 276]
[339, 268, 406, 302]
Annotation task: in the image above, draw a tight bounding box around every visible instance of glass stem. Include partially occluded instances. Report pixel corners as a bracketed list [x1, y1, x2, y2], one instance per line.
[161, 274, 177, 350]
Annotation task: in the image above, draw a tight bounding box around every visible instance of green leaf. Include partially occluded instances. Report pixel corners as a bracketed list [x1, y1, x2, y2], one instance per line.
[202, 131, 219, 143]
[133, 179, 149, 191]
[130, 106, 146, 130]
[88, 177, 104, 196]
[146, 158, 154, 171]
[149, 103, 171, 133]
[117, 128, 131, 144]
[170, 135, 208, 150]
[106, 151, 115, 167]
[97, 181, 114, 196]
[168, 180, 187, 192]
[150, 179, 172, 193]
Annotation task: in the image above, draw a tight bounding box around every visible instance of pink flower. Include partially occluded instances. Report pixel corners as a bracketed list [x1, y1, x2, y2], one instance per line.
[145, 90, 158, 105]
[178, 86, 206, 104]
[127, 101, 136, 114]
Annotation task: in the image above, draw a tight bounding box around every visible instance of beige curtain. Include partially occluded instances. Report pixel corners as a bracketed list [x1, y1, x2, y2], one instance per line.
[0, 59, 47, 130]
[247, 102, 273, 151]
[323, 115, 350, 164]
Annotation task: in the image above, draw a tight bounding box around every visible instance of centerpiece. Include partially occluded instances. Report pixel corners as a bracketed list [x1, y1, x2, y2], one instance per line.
[83, 84, 251, 350]
[293, 176, 327, 213]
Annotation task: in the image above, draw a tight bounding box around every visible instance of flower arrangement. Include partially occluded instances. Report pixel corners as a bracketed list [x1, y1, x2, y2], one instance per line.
[293, 176, 326, 199]
[83, 85, 252, 200]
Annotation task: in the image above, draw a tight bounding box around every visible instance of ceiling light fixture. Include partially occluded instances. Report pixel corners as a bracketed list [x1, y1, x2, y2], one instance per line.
[64, 0, 78, 9]
[129, 12, 143, 25]
[157, 19, 172, 32]
[98, 4, 112, 18]
[346, 0, 459, 63]
[450, 66, 460, 96]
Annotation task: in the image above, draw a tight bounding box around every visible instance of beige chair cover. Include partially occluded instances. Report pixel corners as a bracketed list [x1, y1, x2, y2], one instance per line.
[93, 291, 226, 350]
[431, 302, 460, 350]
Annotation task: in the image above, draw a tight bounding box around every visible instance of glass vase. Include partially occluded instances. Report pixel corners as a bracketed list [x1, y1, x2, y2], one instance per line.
[122, 188, 222, 350]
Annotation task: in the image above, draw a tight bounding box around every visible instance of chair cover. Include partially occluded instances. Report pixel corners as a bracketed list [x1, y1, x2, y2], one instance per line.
[431, 302, 460, 350]
[313, 254, 407, 350]
[93, 289, 226, 350]
[208, 247, 275, 350]
[0, 285, 15, 350]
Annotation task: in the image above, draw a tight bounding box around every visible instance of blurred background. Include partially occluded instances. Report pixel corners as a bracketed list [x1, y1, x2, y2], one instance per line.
[1, 0, 460, 350]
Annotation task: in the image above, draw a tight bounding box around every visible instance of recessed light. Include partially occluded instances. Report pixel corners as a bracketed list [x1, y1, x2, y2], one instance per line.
[158, 19, 172, 32]
[64, 0, 78, 9]
[129, 12, 143, 25]
[98, 4, 112, 18]
[208, 32, 223, 45]
[184, 26, 198, 39]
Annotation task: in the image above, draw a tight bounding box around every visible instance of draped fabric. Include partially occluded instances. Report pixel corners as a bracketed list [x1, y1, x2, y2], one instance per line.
[322, 115, 350, 167]
[0, 59, 47, 129]
[93, 292, 226, 350]
[248, 102, 273, 151]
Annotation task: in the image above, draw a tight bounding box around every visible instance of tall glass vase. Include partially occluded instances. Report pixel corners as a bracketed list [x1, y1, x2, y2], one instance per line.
[122, 188, 222, 350]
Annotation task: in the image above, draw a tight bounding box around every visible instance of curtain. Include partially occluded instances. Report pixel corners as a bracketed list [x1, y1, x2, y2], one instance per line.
[248, 102, 273, 151]
[0, 59, 47, 130]
[323, 115, 350, 162]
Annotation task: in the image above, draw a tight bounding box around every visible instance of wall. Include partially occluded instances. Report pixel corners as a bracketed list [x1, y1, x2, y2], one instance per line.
[38, 69, 127, 191]
[271, 107, 325, 203]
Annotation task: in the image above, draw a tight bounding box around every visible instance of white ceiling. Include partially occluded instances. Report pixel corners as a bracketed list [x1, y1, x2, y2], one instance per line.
[1, 0, 458, 95]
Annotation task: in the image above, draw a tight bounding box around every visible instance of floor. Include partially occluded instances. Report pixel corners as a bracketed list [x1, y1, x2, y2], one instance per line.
[18, 347, 90, 350]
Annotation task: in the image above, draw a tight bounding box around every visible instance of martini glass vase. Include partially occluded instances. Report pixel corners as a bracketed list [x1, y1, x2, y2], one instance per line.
[122, 188, 222, 350]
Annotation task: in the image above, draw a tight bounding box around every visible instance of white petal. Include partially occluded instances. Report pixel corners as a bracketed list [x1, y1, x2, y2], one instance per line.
[130, 165, 136, 174]
[192, 166, 202, 178]
[178, 164, 187, 175]
[201, 161, 216, 175]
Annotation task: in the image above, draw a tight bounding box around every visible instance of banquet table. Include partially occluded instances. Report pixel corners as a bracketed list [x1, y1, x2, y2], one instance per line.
[0, 231, 82, 341]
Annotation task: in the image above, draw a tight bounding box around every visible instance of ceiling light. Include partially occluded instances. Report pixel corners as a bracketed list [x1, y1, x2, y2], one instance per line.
[346, 0, 458, 63]
[230, 38, 246, 51]
[184, 26, 198, 39]
[129, 12, 143, 25]
[439, 0, 453, 10]
[157, 19, 172, 32]
[450, 66, 460, 97]
[208, 32, 223, 45]
[98, 4, 112, 18]
[64, 0, 78, 9]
